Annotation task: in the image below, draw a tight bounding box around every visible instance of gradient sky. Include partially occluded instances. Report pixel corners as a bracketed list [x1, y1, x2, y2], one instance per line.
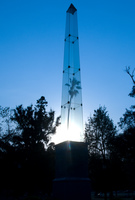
[0, 0, 135, 129]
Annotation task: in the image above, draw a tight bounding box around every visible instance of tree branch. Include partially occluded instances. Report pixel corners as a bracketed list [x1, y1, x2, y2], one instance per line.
[126, 66, 135, 84]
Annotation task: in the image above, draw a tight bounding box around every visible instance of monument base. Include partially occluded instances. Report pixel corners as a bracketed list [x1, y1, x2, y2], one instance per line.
[53, 177, 91, 200]
[53, 141, 91, 200]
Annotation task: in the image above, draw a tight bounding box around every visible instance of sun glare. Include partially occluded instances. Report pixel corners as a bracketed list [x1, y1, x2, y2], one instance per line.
[53, 123, 81, 144]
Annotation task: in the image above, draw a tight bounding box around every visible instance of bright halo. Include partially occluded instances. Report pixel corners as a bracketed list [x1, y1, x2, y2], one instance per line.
[53, 123, 81, 144]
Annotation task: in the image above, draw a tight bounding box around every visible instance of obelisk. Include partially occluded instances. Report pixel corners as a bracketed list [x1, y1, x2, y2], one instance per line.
[53, 4, 91, 200]
[61, 3, 83, 142]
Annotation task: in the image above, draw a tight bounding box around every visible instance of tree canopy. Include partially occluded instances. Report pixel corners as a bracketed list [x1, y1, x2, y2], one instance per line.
[84, 67, 135, 195]
[0, 96, 60, 197]
[85, 106, 117, 160]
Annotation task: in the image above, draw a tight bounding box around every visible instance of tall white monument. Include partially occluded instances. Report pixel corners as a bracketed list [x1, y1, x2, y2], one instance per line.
[61, 3, 83, 142]
[53, 4, 91, 200]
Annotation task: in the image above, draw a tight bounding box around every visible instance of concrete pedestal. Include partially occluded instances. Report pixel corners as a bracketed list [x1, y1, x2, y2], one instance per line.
[53, 141, 91, 200]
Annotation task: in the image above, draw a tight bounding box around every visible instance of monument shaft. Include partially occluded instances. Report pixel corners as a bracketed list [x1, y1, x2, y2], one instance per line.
[61, 4, 83, 142]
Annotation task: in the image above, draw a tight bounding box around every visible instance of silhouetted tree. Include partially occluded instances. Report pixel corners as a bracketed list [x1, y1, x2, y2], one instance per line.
[119, 68, 135, 129]
[118, 67, 135, 190]
[85, 106, 117, 198]
[12, 96, 59, 149]
[0, 106, 13, 135]
[0, 96, 60, 196]
[85, 106, 117, 160]
[119, 67, 135, 143]
[126, 66, 135, 97]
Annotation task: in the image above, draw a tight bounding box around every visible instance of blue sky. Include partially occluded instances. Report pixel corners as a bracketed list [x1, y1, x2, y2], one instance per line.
[0, 0, 135, 128]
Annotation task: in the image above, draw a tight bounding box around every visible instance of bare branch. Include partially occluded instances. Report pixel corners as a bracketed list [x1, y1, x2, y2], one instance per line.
[125, 66, 135, 84]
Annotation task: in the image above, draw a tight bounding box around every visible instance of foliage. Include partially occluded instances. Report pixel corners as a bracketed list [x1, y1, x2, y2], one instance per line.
[85, 66, 135, 193]
[0, 96, 60, 196]
[85, 106, 120, 197]
[125, 66, 135, 97]
[0, 106, 14, 135]
[11, 96, 59, 149]
[117, 68, 135, 190]
[85, 106, 117, 160]
[118, 67, 135, 131]
[119, 108, 135, 130]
